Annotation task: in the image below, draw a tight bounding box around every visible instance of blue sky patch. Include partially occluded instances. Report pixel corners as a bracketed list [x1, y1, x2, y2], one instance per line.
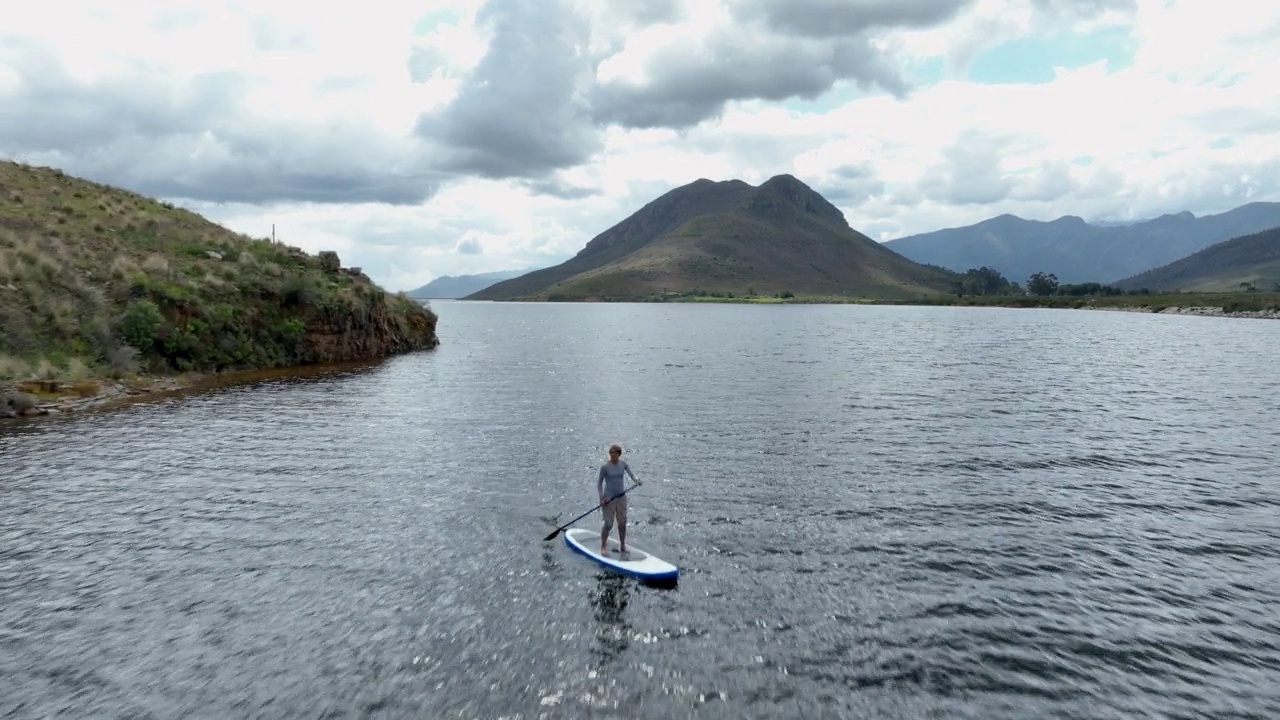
[778, 25, 1130, 115]
[902, 56, 946, 87]
[967, 25, 1137, 84]
[413, 9, 463, 35]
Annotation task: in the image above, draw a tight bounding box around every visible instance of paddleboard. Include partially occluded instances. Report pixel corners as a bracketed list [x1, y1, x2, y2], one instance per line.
[563, 528, 679, 583]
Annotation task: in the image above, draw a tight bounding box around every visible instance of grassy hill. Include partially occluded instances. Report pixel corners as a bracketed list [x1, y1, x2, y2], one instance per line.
[0, 160, 438, 395]
[467, 175, 957, 301]
[1113, 226, 1280, 292]
[881, 202, 1280, 285]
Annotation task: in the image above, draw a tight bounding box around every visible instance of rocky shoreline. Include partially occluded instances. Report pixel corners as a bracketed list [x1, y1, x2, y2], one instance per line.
[0, 359, 400, 422]
[1, 375, 200, 420]
[1086, 305, 1280, 320]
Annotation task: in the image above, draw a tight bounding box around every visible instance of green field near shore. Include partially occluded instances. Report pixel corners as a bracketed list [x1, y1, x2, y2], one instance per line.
[566, 290, 1280, 312]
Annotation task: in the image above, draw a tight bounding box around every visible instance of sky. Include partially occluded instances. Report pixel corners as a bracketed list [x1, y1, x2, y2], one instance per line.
[3, 1, 1278, 292]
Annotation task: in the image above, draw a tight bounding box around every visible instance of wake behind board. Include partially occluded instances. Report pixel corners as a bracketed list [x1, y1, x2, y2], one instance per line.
[564, 528, 679, 583]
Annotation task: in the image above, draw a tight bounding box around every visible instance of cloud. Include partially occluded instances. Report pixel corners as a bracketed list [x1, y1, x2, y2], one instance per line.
[898, 0, 1139, 78]
[0, 37, 443, 205]
[194, 176, 616, 291]
[2, 0, 1278, 291]
[424, 0, 983, 137]
[732, 0, 973, 38]
[1191, 107, 1280, 137]
[413, 0, 601, 179]
[684, 119, 826, 173]
[0, 38, 243, 152]
[152, 8, 204, 32]
[250, 16, 311, 52]
[1031, 0, 1137, 21]
[455, 236, 485, 254]
[819, 163, 886, 205]
[1010, 160, 1079, 202]
[316, 74, 374, 93]
[408, 45, 450, 83]
[520, 178, 602, 199]
[620, 0, 683, 25]
[590, 29, 909, 129]
[919, 130, 1015, 205]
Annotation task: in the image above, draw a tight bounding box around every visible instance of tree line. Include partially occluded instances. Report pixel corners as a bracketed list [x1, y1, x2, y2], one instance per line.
[953, 267, 1133, 297]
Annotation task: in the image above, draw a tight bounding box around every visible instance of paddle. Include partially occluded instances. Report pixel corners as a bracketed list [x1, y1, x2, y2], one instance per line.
[542, 483, 640, 541]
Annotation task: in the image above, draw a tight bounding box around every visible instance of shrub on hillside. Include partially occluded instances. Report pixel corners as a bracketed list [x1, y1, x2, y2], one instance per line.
[106, 345, 140, 376]
[120, 299, 163, 351]
[281, 271, 325, 306]
[1, 161, 439, 384]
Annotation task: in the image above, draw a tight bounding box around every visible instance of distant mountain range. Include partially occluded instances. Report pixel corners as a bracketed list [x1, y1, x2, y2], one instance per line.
[881, 202, 1280, 285]
[466, 175, 956, 300]
[407, 270, 528, 298]
[1114, 226, 1280, 292]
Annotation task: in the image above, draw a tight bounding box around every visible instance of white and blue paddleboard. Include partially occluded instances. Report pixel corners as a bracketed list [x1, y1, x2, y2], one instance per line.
[564, 528, 679, 583]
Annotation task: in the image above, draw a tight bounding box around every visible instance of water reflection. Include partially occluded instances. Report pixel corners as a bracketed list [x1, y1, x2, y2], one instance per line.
[590, 573, 633, 663]
[540, 541, 561, 580]
[5, 302, 1279, 719]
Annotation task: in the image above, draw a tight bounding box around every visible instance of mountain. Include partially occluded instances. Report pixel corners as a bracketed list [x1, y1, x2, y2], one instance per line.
[881, 202, 1280, 285]
[408, 269, 530, 298]
[466, 175, 956, 300]
[0, 160, 437, 387]
[1113, 226, 1280, 292]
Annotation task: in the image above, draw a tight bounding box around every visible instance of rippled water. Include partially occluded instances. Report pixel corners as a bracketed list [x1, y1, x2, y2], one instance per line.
[3, 301, 1279, 719]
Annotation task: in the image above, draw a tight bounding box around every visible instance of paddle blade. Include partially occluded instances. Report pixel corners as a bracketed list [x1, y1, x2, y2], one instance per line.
[542, 528, 561, 541]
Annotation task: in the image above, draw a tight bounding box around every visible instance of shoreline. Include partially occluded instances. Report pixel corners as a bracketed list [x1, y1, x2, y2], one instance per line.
[1080, 305, 1280, 320]
[1, 359, 388, 422]
[5, 301, 1274, 421]
[2, 374, 209, 421]
[503, 295, 1280, 318]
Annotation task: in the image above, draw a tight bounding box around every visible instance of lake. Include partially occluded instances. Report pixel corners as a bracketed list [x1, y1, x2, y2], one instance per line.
[3, 300, 1278, 719]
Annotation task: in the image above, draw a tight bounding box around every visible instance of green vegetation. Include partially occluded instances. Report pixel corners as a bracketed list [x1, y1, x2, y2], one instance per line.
[954, 266, 1020, 296]
[657, 289, 1280, 311]
[882, 291, 1280, 312]
[0, 161, 438, 391]
[946, 267, 1280, 311]
[533, 264, 1280, 314]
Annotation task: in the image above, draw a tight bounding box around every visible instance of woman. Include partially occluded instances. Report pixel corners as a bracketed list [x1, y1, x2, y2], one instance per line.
[597, 444, 641, 555]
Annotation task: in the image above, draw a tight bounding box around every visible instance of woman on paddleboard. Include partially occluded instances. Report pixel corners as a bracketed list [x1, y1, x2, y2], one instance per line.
[598, 444, 640, 555]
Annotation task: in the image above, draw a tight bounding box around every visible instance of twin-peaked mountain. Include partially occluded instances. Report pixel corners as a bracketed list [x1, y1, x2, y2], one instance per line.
[466, 175, 957, 300]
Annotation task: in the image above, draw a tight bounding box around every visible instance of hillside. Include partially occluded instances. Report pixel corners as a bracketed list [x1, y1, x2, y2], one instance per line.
[0, 160, 438, 399]
[1113, 226, 1280, 292]
[881, 202, 1280, 284]
[467, 175, 956, 301]
[407, 269, 529, 298]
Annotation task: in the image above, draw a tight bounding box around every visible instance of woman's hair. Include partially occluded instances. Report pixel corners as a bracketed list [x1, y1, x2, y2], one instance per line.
[609, 444, 623, 455]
